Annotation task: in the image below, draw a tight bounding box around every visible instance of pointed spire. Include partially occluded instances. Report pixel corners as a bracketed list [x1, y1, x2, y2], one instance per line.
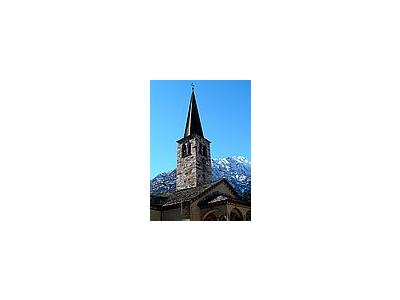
[184, 86, 204, 138]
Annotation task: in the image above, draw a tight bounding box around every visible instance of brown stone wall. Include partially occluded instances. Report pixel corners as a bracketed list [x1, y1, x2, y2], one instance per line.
[161, 206, 190, 221]
[189, 201, 202, 220]
[150, 209, 161, 221]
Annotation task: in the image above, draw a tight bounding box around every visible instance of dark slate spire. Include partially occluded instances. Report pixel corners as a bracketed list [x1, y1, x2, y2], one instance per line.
[184, 86, 204, 138]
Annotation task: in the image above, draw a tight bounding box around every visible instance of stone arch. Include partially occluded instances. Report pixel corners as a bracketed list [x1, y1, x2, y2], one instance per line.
[229, 208, 243, 221]
[203, 211, 217, 221]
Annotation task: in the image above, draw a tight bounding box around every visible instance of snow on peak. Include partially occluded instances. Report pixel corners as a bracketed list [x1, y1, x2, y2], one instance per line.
[231, 156, 250, 164]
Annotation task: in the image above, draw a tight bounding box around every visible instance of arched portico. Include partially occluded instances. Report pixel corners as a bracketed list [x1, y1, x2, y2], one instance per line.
[203, 210, 218, 221]
[229, 208, 243, 221]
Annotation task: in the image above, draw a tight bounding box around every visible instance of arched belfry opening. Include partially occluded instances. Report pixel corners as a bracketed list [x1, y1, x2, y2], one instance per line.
[181, 144, 187, 157]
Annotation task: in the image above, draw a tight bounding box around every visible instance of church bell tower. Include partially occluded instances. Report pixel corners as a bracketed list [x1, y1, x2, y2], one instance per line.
[176, 86, 212, 191]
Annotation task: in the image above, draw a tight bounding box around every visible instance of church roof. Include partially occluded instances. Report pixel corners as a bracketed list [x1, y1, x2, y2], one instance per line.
[183, 88, 204, 138]
[197, 192, 231, 206]
[197, 190, 249, 208]
[151, 180, 215, 209]
[150, 178, 247, 210]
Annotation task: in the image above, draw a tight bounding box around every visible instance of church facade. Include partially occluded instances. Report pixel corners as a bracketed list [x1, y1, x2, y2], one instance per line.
[150, 87, 251, 221]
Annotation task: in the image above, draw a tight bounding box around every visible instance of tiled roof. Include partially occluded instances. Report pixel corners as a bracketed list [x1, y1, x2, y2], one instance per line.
[197, 191, 249, 207]
[151, 179, 229, 209]
[150, 178, 250, 210]
[150, 195, 169, 209]
[158, 181, 216, 207]
[197, 192, 231, 206]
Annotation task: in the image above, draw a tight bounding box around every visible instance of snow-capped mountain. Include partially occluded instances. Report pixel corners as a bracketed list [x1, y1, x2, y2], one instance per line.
[150, 169, 177, 195]
[211, 156, 251, 195]
[150, 156, 251, 195]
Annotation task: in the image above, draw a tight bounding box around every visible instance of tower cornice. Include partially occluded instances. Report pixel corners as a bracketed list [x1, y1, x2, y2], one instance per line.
[176, 134, 211, 144]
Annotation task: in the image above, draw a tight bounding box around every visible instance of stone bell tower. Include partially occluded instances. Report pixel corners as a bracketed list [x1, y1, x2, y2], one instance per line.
[176, 86, 212, 191]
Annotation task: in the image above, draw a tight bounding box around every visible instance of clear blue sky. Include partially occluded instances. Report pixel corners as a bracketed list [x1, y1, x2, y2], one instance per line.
[150, 80, 251, 179]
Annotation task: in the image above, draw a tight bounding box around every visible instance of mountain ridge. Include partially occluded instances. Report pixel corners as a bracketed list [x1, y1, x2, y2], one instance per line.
[150, 156, 251, 195]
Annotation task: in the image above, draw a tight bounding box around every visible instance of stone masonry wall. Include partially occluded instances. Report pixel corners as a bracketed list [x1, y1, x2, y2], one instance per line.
[176, 135, 212, 191]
